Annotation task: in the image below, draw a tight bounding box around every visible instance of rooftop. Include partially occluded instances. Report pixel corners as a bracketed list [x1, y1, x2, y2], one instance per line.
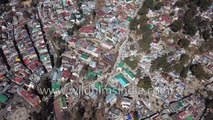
[124, 68, 135, 79]
[115, 73, 130, 87]
[0, 94, 9, 103]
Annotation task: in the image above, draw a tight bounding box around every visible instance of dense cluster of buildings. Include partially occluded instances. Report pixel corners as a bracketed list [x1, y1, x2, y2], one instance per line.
[0, 1, 54, 119]
[0, 0, 212, 120]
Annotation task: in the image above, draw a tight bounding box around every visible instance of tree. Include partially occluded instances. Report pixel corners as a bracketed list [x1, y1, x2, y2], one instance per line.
[175, 0, 187, 8]
[180, 54, 190, 65]
[199, 38, 213, 52]
[187, 2, 198, 10]
[137, 76, 152, 91]
[173, 63, 183, 75]
[67, 28, 74, 36]
[129, 18, 138, 30]
[190, 64, 211, 80]
[183, 9, 198, 23]
[143, 0, 155, 9]
[124, 57, 139, 70]
[170, 19, 183, 32]
[183, 22, 197, 36]
[202, 29, 211, 41]
[199, 0, 213, 11]
[177, 38, 190, 48]
[154, 2, 164, 10]
[180, 66, 189, 78]
[150, 54, 172, 72]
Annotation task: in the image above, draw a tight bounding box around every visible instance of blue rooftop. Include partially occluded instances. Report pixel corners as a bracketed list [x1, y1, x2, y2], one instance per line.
[115, 73, 129, 87]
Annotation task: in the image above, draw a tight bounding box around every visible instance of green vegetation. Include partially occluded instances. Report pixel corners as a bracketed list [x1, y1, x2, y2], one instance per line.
[129, 0, 156, 52]
[173, 63, 184, 75]
[136, 69, 142, 78]
[183, 21, 197, 36]
[151, 53, 191, 75]
[199, 0, 213, 11]
[201, 29, 211, 41]
[137, 76, 152, 91]
[154, 2, 164, 10]
[150, 54, 171, 72]
[67, 28, 74, 36]
[198, 38, 213, 53]
[177, 38, 190, 49]
[180, 65, 190, 78]
[175, 0, 187, 8]
[170, 19, 183, 32]
[173, 0, 212, 37]
[179, 54, 190, 65]
[190, 64, 211, 80]
[124, 57, 139, 70]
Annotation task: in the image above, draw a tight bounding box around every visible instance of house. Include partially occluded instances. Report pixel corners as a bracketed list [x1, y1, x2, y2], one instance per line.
[106, 94, 117, 105]
[89, 92, 98, 100]
[178, 110, 190, 120]
[61, 70, 71, 81]
[68, 38, 78, 47]
[114, 73, 130, 87]
[89, 61, 97, 68]
[121, 98, 131, 109]
[124, 68, 136, 80]
[0, 94, 9, 104]
[12, 77, 24, 86]
[18, 90, 41, 107]
[79, 26, 95, 36]
[101, 42, 113, 50]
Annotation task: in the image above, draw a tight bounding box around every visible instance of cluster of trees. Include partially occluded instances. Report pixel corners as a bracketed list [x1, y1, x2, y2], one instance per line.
[175, 0, 212, 11]
[129, 0, 165, 52]
[171, 0, 212, 36]
[137, 76, 152, 91]
[150, 53, 192, 78]
[124, 57, 139, 70]
[177, 38, 190, 49]
[150, 54, 171, 72]
[190, 64, 212, 80]
[67, 24, 81, 36]
[198, 38, 213, 53]
[150, 52, 212, 80]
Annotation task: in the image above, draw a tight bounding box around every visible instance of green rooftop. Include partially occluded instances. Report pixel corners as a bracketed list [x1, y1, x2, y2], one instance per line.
[81, 53, 89, 60]
[127, 17, 133, 22]
[151, 18, 158, 22]
[148, 24, 155, 29]
[125, 68, 135, 79]
[52, 82, 61, 91]
[85, 70, 97, 79]
[178, 101, 184, 107]
[117, 62, 124, 68]
[40, 55, 47, 61]
[0, 94, 9, 103]
[97, 70, 102, 77]
[187, 116, 193, 120]
[95, 82, 103, 90]
[58, 96, 67, 108]
[126, 0, 132, 2]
